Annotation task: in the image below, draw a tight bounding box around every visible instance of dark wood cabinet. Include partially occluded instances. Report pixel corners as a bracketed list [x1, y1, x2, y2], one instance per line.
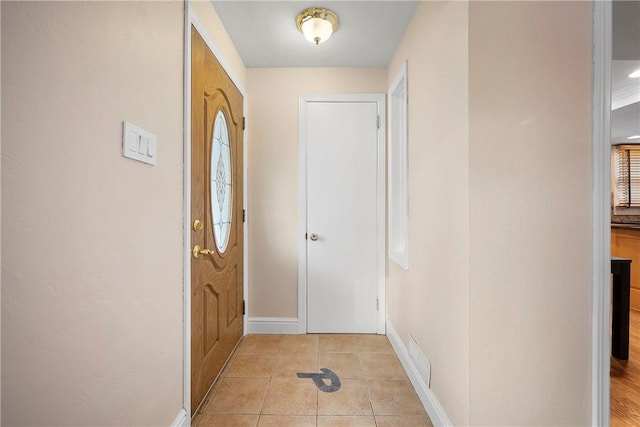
[612, 227, 640, 312]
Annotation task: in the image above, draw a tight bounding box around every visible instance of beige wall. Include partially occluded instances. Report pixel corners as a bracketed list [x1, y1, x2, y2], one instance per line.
[386, 2, 470, 425]
[2, 2, 185, 425]
[468, 2, 593, 425]
[246, 68, 386, 317]
[387, 1, 593, 425]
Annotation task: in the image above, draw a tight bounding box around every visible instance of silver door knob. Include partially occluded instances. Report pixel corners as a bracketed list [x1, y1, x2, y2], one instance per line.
[309, 233, 319, 241]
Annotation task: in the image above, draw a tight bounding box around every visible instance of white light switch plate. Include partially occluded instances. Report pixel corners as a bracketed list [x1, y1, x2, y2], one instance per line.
[123, 121, 157, 165]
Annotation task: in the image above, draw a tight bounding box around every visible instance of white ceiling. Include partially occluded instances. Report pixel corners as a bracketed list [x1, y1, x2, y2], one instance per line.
[211, 1, 420, 68]
[613, 0, 640, 61]
[611, 0, 640, 143]
[611, 59, 640, 144]
[211, 1, 638, 142]
[612, 101, 640, 143]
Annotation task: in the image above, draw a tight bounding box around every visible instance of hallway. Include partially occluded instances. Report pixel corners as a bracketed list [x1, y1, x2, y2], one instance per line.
[1, 1, 600, 425]
[193, 334, 433, 426]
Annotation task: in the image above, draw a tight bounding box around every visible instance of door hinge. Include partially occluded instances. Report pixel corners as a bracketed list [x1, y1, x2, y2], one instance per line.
[376, 298, 379, 310]
[376, 115, 380, 129]
[242, 300, 246, 315]
[243, 209, 246, 223]
[242, 117, 246, 130]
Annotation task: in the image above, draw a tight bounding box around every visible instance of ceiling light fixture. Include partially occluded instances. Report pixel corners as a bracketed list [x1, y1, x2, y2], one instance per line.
[627, 135, 640, 140]
[629, 69, 640, 78]
[296, 7, 339, 45]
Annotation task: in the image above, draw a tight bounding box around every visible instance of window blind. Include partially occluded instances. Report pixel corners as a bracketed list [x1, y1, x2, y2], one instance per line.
[614, 145, 640, 208]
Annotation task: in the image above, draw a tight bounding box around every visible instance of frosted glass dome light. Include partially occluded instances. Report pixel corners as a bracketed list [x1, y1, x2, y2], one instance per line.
[296, 8, 339, 45]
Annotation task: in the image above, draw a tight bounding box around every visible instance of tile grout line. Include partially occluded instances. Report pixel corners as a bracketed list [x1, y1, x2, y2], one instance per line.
[256, 367, 274, 421]
[316, 342, 319, 427]
[257, 335, 282, 422]
[359, 349, 379, 426]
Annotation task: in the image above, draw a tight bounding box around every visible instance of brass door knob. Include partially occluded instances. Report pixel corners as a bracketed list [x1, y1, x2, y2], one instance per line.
[192, 245, 214, 259]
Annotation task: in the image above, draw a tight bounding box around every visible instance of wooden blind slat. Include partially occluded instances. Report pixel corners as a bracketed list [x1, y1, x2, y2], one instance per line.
[615, 146, 640, 208]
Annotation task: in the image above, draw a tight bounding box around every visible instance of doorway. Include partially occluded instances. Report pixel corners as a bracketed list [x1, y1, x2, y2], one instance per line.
[297, 94, 386, 334]
[608, 1, 640, 425]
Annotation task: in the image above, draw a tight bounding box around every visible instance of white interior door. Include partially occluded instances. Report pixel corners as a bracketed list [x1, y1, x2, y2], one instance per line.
[305, 99, 381, 333]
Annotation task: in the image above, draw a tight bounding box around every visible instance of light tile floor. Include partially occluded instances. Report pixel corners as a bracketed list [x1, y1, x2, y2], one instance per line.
[193, 334, 433, 427]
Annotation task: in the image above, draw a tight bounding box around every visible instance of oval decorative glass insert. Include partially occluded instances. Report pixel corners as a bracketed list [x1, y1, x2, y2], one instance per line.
[211, 110, 233, 252]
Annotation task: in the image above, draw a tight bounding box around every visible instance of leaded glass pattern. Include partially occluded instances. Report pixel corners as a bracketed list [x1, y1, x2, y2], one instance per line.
[211, 110, 232, 252]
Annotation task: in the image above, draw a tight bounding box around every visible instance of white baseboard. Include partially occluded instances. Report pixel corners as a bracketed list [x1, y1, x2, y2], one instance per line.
[386, 321, 453, 427]
[172, 408, 188, 427]
[247, 317, 300, 334]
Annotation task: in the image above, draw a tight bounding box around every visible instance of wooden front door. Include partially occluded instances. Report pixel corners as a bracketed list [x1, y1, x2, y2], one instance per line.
[191, 26, 244, 414]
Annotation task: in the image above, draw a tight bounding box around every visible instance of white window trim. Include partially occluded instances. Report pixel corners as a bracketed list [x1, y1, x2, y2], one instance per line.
[388, 61, 409, 270]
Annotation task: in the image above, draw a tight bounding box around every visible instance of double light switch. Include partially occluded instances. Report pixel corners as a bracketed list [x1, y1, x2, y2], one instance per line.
[123, 121, 157, 165]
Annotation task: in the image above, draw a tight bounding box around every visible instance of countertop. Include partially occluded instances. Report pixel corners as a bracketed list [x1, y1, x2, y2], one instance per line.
[612, 223, 640, 230]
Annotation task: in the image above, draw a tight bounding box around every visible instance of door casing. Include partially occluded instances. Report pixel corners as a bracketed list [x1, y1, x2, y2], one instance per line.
[297, 94, 386, 335]
[182, 5, 249, 421]
[592, 1, 612, 425]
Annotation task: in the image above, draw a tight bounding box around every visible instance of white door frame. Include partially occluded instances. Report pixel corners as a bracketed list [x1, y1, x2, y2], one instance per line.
[592, 1, 612, 426]
[297, 94, 386, 335]
[182, 3, 249, 422]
